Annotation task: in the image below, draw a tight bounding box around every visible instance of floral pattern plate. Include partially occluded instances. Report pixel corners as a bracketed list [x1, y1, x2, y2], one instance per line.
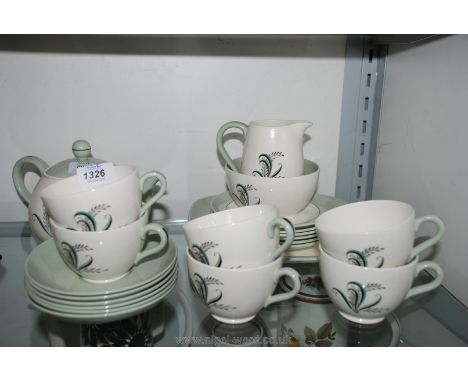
[278, 263, 330, 304]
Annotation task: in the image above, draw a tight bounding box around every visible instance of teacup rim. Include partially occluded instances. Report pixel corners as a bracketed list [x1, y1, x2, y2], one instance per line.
[185, 246, 283, 272]
[315, 199, 416, 235]
[41, 164, 138, 200]
[319, 244, 418, 272]
[183, 204, 279, 231]
[49, 210, 149, 234]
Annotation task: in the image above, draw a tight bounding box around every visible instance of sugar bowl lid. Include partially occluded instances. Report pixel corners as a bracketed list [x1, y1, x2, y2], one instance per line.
[46, 139, 106, 178]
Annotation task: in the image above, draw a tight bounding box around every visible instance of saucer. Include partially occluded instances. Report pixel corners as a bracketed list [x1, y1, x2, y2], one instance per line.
[25, 262, 178, 311]
[25, 271, 178, 324]
[25, 238, 177, 297]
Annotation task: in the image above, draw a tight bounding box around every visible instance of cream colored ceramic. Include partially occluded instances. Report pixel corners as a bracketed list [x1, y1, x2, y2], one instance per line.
[25, 238, 177, 298]
[217, 120, 312, 177]
[187, 249, 301, 324]
[183, 204, 294, 268]
[319, 245, 443, 325]
[41, 165, 166, 231]
[12, 140, 105, 241]
[315, 200, 445, 268]
[225, 158, 319, 217]
[49, 212, 168, 283]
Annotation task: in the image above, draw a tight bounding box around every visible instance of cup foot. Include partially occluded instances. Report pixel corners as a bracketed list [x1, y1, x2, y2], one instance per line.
[211, 314, 256, 325]
[338, 311, 385, 326]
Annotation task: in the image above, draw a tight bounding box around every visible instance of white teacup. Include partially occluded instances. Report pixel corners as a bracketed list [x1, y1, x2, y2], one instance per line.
[217, 119, 312, 177]
[183, 204, 294, 268]
[41, 165, 166, 231]
[315, 200, 445, 268]
[225, 158, 319, 217]
[319, 245, 444, 325]
[186, 249, 301, 324]
[49, 212, 168, 283]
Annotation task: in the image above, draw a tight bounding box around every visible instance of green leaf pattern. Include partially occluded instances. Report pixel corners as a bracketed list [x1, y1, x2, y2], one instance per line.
[60, 241, 108, 274]
[252, 152, 284, 178]
[73, 204, 112, 231]
[332, 281, 386, 314]
[191, 273, 237, 311]
[231, 184, 260, 206]
[346, 246, 385, 268]
[189, 242, 223, 267]
[32, 205, 51, 236]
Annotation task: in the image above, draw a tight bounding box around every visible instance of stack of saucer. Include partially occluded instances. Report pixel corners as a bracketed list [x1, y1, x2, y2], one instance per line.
[278, 203, 319, 250]
[24, 238, 178, 324]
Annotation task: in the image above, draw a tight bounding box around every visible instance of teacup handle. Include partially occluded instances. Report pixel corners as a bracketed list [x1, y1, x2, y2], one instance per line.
[268, 217, 295, 261]
[139, 171, 167, 216]
[134, 223, 168, 264]
[216, 121, 248, 172]
[405, 260, 444, 299]
[12, 156, 49, 205]
[410, 215, 445, 259]
[264, 267, 301, 307]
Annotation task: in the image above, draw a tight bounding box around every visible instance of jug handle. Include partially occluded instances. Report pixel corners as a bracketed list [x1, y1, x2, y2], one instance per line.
[12, 156, 49, 206]
[216, 121, 248, 172]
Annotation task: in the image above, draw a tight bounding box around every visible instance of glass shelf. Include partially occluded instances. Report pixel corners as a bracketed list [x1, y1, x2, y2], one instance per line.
[1, 217, 467, 347]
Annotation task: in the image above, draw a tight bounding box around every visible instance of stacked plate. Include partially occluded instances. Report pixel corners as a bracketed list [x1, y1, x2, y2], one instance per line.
[24, 238, 178, 324]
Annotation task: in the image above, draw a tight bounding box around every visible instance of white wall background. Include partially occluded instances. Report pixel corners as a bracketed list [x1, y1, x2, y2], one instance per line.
[0, 36, 346, 221]
[373, 35, 468, 306]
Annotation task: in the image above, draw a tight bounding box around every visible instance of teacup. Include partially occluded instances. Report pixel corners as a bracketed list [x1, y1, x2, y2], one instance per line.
[319, 245, 444, 325]
[225, 158, 319, 217]
[217, 119, 312, 177]
[183, 204, 294, 268]
[187, 249, 301, 324]
[41, 165, 166, 231]
[49, 212, 168, 283]
[315, 200, 445, 268]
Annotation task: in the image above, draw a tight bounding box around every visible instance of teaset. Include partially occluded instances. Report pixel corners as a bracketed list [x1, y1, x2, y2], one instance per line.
[12, 120, 447, 346]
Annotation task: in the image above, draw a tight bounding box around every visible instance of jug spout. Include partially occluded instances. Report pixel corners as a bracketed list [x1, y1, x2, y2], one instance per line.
[250, 119, 312, 135]
[288, 120, 313, 135]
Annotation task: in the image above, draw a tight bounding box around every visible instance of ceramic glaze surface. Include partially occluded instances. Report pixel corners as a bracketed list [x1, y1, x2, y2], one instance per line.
[11, 140, 104, 241]
[25, 238, 177, 297]
[225, 158, 319, 217]
[315, 200, 445, 268]
[319, 246, 444, 325]
[41, 166, 166, 231]
[217, 120, 312, 178]
[187, 251, 300, 324]
[49, 212, 168, 283]
[183, 204, 294, 268]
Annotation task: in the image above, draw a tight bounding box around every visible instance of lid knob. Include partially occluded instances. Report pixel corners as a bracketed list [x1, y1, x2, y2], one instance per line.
[72, 139, 92, 162]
